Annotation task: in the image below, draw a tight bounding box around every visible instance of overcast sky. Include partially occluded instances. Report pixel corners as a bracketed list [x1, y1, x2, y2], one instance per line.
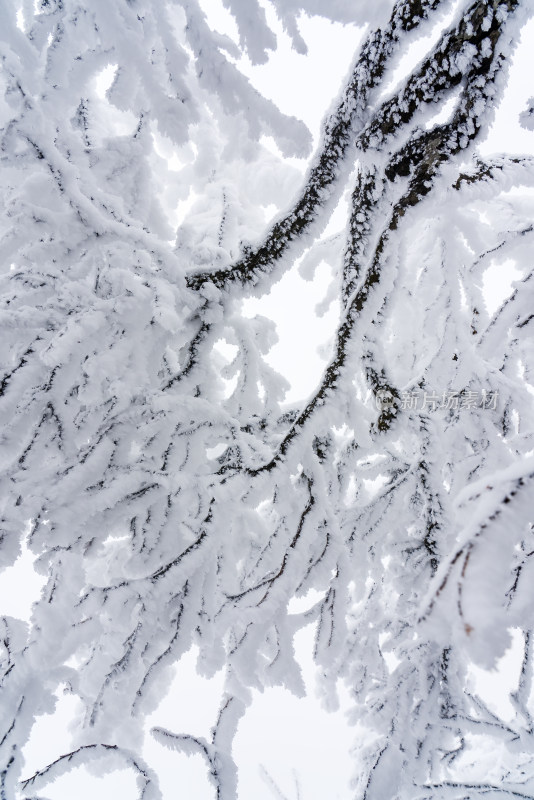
[3, 3, 534, 798]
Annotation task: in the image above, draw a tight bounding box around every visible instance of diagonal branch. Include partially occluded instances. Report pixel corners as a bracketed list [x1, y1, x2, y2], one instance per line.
[245, 1, 520, 473]
[185, 0, 447, 292]
[186, 0, 521, 293]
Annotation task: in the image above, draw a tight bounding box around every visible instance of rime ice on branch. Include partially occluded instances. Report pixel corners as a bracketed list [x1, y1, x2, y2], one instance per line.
[1, 0, 534, 798]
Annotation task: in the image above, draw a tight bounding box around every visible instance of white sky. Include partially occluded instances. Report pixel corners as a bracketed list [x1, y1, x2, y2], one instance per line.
[3, 4, 534, 799]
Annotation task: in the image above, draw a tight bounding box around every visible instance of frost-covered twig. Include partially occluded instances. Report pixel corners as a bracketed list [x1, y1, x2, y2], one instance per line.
[20, 744, 161, 800]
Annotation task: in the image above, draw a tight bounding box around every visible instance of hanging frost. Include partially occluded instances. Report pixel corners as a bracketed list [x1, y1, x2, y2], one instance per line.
[1, 0, 534, 798]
